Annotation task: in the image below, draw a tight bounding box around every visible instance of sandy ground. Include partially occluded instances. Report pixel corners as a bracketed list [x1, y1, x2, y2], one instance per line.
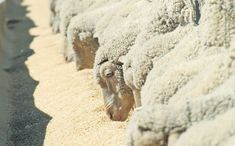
[8, 0, 127, 145]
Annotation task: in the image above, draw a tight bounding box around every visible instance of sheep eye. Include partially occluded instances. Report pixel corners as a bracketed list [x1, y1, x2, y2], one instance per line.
[104, 69, 114, 78]
[116, 61, 123, 66]
[106, 72, 113, 78]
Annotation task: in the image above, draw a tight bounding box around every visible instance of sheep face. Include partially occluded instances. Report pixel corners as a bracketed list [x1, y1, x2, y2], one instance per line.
[97, 61, 134, 121]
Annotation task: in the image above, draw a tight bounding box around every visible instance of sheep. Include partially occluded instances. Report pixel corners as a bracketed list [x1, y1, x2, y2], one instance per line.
[93, 0, 145, 46]
[121, 0, 203, 107]
[220, 135, 235, 146]
[94, 0, 187, 47]
[92, 0, 200, 118]
[59, 0, 123, 36]
[65, 0, 122, 69]
[145, 52, 233, 105]
[48, 0, 56, 27]
[58, 0, 95, 62]
[172, 107, 235, 146]
[125, 0, 235, 144]
[49, 0, 86, 34]
[122, 25, 193, 107]
[126, 73, 235, 146]
[59, 0, 92, 62]
[141, 0, 235, 105]
[93, 0, 167, 121]
[49, 0, 64, 33]
[93, 0, 207, 121]
[59, 0, 120, 62]
[124, 0, 234, 106]
[59, 0, 95, 36]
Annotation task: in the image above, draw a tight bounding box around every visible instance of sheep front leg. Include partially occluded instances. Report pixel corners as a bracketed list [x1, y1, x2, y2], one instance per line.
[62, 36, 74, 62]
[133, 89, 142, 108]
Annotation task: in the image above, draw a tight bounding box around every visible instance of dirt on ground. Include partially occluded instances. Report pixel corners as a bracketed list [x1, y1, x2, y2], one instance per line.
[6, 0, 127, 146]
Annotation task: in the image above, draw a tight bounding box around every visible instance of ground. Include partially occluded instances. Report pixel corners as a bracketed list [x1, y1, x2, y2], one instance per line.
[7, 0, 127, 145]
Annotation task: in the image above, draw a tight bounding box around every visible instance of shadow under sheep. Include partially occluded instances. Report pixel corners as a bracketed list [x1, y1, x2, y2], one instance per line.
[5, 1, 52, 146]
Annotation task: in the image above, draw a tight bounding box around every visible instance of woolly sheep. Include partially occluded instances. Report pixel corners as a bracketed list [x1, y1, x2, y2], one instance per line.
[94, 0, 155, 121]
[125, 0, 235, 145]
[173, 107, 235, 146]
[95, 0, 183, 47]
[122, 0, 203, 107]
[125, 0, 234, 106]
[141, 0, 235, 106]
[220, 135, 235, 146]
[66, 0, 121, 69]
[49, 0, 57, 27]
[123, 25, 193, 107]
[60, 0, 122, 36]
[50, 0, 64, 33]
[94, 0, 201, 121]
[144, 52, 233, 105]
[58, 0, 95, 62]
[59, 0, 96, 36]
[126, 74, 235, 146]
[93, 0, 208, 121]
[60, 0, 120, 62]
[93, 0, 165, 121]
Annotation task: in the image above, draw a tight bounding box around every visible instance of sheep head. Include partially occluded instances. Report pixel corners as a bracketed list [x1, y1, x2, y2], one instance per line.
[95, 60, 134, 121]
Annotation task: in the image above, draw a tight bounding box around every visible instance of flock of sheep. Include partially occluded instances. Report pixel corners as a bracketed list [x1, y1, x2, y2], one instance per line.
[49, 0, 235, 145]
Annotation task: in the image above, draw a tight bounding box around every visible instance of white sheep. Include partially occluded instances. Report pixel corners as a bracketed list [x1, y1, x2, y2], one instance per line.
[173, 107, 235, 146]
[49, 0, 64, 33]
[125, 0, 235, 144]
[122, 0, 203, 107]
[220, 135, 235, 146]
[123, 25, 193, 107]
[93, 0, 164, 121]
[65, 0, 121, 69]
[126, 74, 235, 146]
[59, 0, 120, 63]
[93, 0, 207, 121]
[141, 0, 235, 105]
[59, 0, 97, 36]
[58, 0, 95, 62]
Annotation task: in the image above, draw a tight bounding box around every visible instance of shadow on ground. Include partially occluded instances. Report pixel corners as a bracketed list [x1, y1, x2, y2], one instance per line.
[5, 1, 52, 146]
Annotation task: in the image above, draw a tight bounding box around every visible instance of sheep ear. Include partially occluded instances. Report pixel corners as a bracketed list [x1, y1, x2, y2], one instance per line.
[118, 56, 126, 64]
[98, 59, 108, 65]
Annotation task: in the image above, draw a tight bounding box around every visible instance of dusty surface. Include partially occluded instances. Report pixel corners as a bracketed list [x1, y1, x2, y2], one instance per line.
[8, 0, 127, 146]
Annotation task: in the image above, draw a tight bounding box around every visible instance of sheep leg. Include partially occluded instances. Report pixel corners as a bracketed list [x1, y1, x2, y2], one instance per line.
[61, 36, 74, 62]
[133, 89, 141, 107]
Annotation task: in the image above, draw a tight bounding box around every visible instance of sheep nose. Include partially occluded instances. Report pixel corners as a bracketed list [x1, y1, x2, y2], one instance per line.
[107, 109, 113, 120]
